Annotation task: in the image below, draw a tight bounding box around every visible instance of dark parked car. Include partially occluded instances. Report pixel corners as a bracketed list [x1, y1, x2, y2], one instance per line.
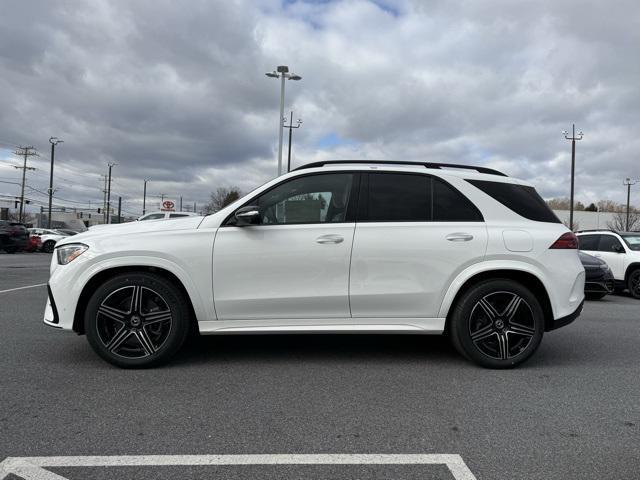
[580, 251, 614, 300]
[0, 220, 29, 253]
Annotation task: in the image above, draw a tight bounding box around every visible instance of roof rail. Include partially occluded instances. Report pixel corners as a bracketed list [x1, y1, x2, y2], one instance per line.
[575, 229, 619, 234]
[292, 160, 507, 177]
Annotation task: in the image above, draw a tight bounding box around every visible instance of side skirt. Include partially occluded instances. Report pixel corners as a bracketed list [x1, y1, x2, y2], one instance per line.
[197, 318, 446, 335]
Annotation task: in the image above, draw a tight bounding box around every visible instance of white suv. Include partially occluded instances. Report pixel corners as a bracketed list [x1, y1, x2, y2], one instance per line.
[576, 230, 640, 299]
[44, 161, 585, 369]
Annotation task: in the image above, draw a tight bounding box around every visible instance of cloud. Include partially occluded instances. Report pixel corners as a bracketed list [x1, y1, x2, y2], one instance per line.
[0, 0, 639, 216]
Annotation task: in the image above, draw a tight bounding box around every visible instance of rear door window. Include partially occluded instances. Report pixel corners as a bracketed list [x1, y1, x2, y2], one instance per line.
[578, 235, 600, 251]
[467, 180, 560, 223]
[367, 173, 430, 222]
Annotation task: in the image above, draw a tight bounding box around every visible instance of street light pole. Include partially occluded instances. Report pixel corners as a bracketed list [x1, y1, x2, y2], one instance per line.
[624, 178, 637, 231]
[283, 111, 302, 172]
[48, 137, 63, 228]
[143, 179, 148, 215]
[106, 162, 116, 224]
[266, 66, 302, 176]
[563, 124, 583, 231]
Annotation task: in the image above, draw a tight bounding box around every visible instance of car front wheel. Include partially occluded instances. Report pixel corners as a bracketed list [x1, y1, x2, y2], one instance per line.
[450, 279, 544, 368]
[84, 272, 191, 368]
[628, 270, 640, 299]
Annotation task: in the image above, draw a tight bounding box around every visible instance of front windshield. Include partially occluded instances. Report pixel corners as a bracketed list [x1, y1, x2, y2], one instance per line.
[621, 235, 640, 251]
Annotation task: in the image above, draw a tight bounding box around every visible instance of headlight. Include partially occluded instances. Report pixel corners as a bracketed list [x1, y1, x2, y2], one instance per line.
[56, 243, 88, 265]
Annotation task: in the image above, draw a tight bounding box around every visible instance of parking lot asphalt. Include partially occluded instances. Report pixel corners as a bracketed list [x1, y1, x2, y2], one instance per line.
[1, 253, 639, 480]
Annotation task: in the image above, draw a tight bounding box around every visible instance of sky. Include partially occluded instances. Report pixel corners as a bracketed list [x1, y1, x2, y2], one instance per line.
[1, 0, 639, 216]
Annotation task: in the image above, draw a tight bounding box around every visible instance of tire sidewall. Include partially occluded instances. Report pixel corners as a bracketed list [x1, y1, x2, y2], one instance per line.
[84, 272, 190, 368]
[451, 279, 545, 369]
[628, 270, 640, 299]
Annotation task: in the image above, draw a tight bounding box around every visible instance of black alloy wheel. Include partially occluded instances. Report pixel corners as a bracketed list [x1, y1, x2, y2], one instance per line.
[43, 240, 55, 253]
[450, 279, 544, 368]
[628, 270, 640, 299]
[85, 273, 190, 368]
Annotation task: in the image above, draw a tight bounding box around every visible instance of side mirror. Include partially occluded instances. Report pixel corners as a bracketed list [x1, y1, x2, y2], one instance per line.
[614, 244, 625, 253]
[234, 206, 260, 226]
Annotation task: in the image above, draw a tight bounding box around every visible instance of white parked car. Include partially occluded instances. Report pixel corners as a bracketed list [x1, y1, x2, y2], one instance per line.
[137, 211, 198, 221]
[576, 230, 640, 299]
[44, 161, 585, 369]
[28, 228, 68, 253]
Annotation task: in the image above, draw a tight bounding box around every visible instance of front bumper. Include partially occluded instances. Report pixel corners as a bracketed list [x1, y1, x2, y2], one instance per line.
[43, 284, 61, 328]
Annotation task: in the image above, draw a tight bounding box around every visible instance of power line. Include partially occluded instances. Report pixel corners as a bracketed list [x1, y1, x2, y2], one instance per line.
[13, 146, 39, 222]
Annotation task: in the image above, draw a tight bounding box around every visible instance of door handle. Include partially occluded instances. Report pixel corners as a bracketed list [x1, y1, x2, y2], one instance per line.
[316, 234, 344, 244]
[446, 233, 474, 242]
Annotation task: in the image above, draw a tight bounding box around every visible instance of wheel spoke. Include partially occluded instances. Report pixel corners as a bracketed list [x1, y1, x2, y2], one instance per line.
[471, 324, 495, 342]
[106, 327, 132, 353]
[496, 332, 509, 360]
[135, 329, 156, 356]
[502, 294, 523, 322]
[478, 298, 499, 320]
[143, 311, 172, 325]
[509, 322, 535, 337]
[97, 304, 126, 323]
[129, 285, 143, 314]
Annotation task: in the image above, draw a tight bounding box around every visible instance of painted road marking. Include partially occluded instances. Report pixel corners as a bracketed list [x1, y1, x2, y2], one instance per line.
[0, 454, 477, 480]
[0, 283, 46, 294]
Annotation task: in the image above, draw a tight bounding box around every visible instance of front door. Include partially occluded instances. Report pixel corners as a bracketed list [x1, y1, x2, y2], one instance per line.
[213, 172, 358, 320]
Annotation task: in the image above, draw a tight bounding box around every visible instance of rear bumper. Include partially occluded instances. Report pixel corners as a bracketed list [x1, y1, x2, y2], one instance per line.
[546, 300, 583, 331]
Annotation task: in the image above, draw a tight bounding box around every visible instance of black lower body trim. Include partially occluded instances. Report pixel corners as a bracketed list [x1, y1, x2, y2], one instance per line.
[546, 300, 583, 331]
[47, 283, 60, 324]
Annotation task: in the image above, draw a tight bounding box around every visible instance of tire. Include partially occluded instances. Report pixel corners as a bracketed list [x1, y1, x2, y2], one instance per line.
[84, 272, 191, 368]
[585, 292, 608, 301]
[449, 279, 545, 369]
[628, 269, 640, 299]
[42, 240, 56, 253]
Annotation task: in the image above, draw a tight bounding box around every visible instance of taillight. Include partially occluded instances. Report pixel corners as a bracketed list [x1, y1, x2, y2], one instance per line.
[549, 232, 578, 249]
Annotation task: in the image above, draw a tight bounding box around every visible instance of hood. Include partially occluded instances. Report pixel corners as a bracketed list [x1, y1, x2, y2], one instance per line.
[579, 251, 607, 267]
[58, 216, 205, 247]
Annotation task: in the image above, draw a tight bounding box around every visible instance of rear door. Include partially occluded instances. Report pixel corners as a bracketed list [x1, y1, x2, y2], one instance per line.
[349, 172, 488, 318]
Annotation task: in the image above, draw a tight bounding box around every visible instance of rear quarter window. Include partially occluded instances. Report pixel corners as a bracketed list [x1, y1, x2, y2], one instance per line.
[466, 180, 560, 223]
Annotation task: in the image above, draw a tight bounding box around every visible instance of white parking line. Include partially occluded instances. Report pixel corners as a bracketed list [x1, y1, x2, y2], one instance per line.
[0, 454, 477, 480]
[0, 283, 46, 294]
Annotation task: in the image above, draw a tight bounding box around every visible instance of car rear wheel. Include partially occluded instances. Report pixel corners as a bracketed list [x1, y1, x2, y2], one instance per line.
[628, 270, 640, 299]
[450, 279, 544, 368]
[42, 240, 56, 253]
[84, 272, 191, 368]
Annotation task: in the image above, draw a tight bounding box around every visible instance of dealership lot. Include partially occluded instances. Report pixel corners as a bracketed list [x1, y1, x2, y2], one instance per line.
[1, 253, 639, 480]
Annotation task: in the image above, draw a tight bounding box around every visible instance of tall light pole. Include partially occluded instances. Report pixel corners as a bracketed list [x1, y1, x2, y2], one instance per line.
[562, 124, 583, 231]
[143, 179, 149, 215]
[624, 178, 637, 231]
[283, 111, 302, 172]
[106, 162, 116, 224]
[48, 137, 63, 228]
[266, 65, 302, 176]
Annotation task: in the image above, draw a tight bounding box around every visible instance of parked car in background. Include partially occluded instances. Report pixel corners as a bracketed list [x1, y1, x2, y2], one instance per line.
[137, 211, 198, 221]
[25, 234, 43, 253]
[56, 229, 81, 236]
[45, 160, 585, 369]
[579, 251, 614, 300]
[28, 228, 68, 253]
[576, 230, 640, 299]
[0, 220, 29, 253]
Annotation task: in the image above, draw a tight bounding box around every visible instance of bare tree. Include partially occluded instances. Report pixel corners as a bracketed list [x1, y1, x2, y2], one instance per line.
[7, 211, 36, 225]
[546, 197, 585, 210]
[607, 209, 640, 231]
[205, 187, 242, 214]
[597, 200, 622, 213]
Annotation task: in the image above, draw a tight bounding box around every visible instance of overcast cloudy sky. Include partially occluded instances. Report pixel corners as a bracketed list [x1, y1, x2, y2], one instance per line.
[1, 0, 639, 215]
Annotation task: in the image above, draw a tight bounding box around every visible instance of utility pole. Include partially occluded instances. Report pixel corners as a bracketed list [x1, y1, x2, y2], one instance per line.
[117, 196, 122, 224]
[624, 178, 637, 231]
[101, 175, 108, 223]
[13, 146, 38, 223]
[143, 179, 149, 215]
[180, 196, 183, 211]
[193, 201, 196, 214]
[47, 137, 63, 228]
[106, 163, 116, 224]
[562, 124, 584, 231]
[283, 111, 302, 172]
